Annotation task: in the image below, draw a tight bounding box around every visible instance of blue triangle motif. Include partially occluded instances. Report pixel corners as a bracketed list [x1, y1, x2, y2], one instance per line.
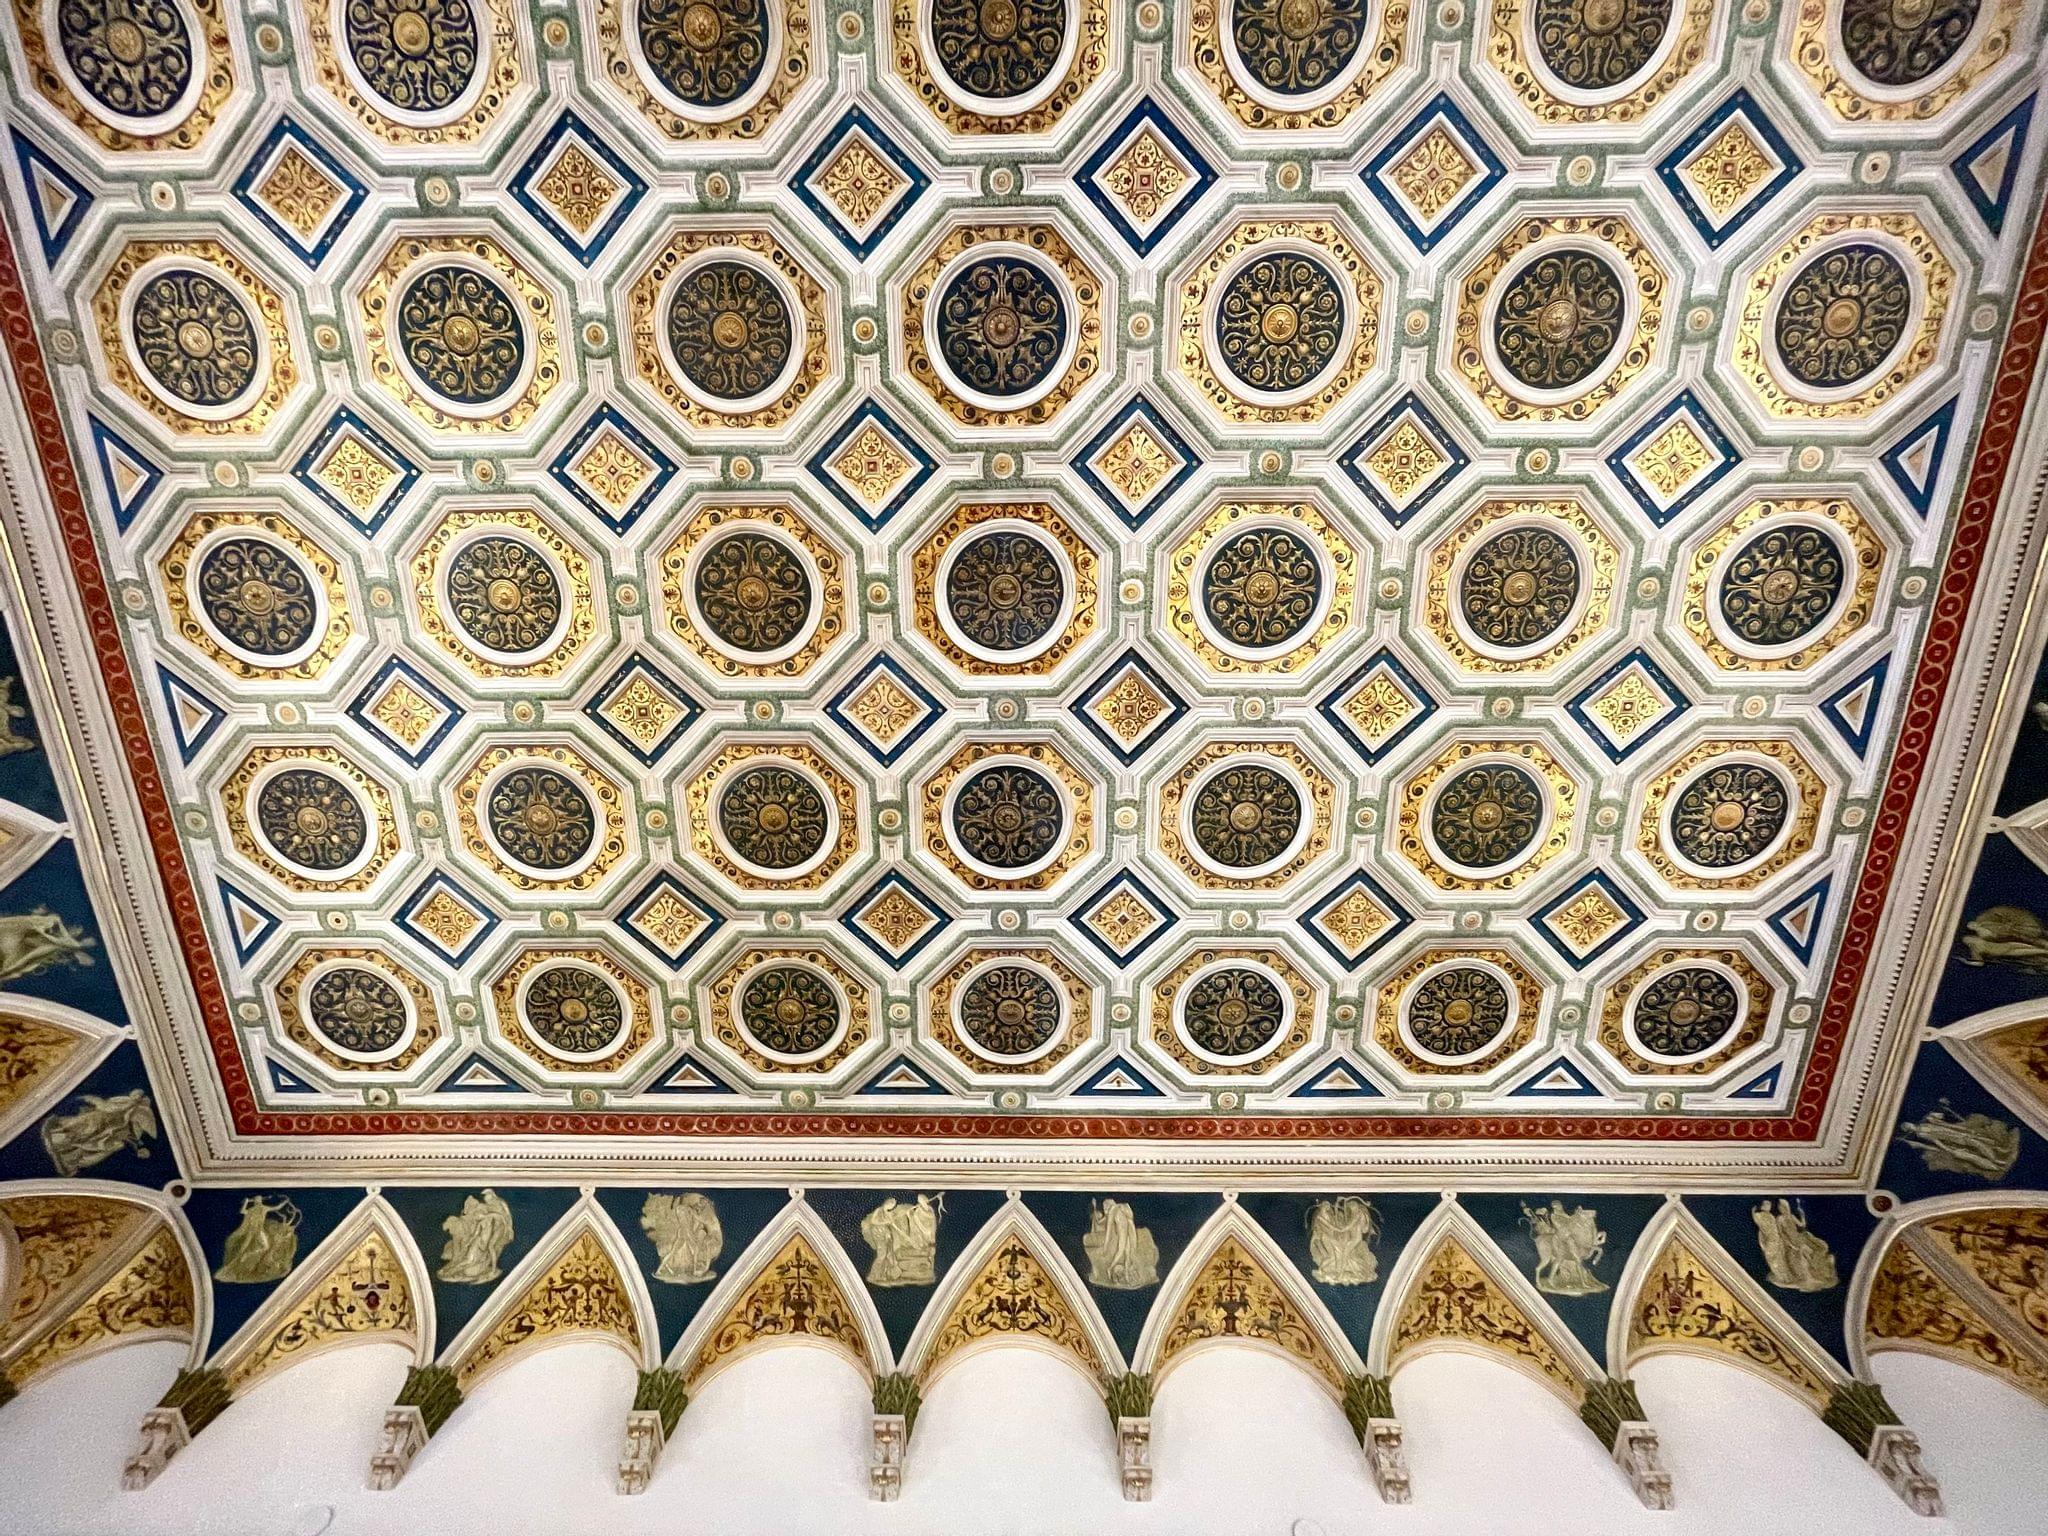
[643, 1051, 739, 1095]
[1820, 654, 1890, 759]
[87, 415, 164, 533]
[1952, 93, 2035, 237]
[1508, 1056, 1602, 1098]
[216, 877, 281, 964]
[1289, 1057, 1383, 1098]
[1880, 398, 1958, 520]
[1073, 1054, 1165, 1098]
[1767, 874, 1833, 967]
[266, 1056, 319, 1094]
[434, 1051, 524, 1093]
[854, 1054, 952, 1096]
[1729, 1063, 1784, 1101]
[155, 664, 225, 765]
[9, 129, 90, 265]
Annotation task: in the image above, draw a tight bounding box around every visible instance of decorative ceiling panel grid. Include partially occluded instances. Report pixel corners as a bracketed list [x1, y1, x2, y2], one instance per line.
[0, 0, 2041, 1175]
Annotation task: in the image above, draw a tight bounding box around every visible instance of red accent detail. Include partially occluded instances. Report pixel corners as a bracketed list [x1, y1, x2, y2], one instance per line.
[0, 193, 2044, 1146]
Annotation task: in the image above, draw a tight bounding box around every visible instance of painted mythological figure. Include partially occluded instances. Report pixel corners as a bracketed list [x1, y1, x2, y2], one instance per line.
[0, 909, 95, 985]
[1754, 1199, 1838, 1293]
[862, 1194, 940, 1287]
[40, 1088, 156, 1175]
[439, 1189, 515, 1284]
[1896, 1102, 2022, 1182]
[1083, 1198, 1159, 1290]
[642, 1192, 722, 1284]
[1307, 1196, 1378, 1285]
[1522, 1199, 1609, 1296]
[1959, 906, 2048, 974]
[0, 677, 34, 756]
[215, 1195, 302, 1283]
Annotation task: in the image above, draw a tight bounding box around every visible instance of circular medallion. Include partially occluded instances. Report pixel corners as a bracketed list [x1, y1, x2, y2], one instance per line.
[692, 529, 813, 655]
[395, 263, 526, 406]
[738, 963, 841, 1057]
[255, 767, 368, 873]
[716, 762, 830, 871]
[194, 537, 321, 658]
[1668, 762, 1790, 869]
[934, 254, 1069, 400]
[1717, 524, 1845, 649]
[1459, 527, 1581, 650]
[485, 765, 598, 871]
[1838, 0, 1982, 87]
[1214, 251, 1347, 395]
[128, 267, 260, 410]
[446, 535, 562, 657]
[343, 0, 480, 115]
[1200, 525, 1324, 652]
[57, 0, 197, 124]
[1493, 249, 1627, 392]
[958, 963, 1064, 1057]
[1407, 967, 1511, 1058]
[1772, 243, 1912, 391]
[665, 259, 794, 404]
[636, 0, 772, 111]
[1530, 0, 1673, 90]
[1182, 966, 1286, 1059]
[1430, 763, 1544, 871]
[521, 965, 627, 1056]
[1190, 762, 1303, 870]
[944, 527, 1066, 655]
[1630, 966, 1740, 1058]
[949, 762, 1065, 870]
[1228, 0, 1367, 98]
[306, 965, 409, 1057]
[928, 0, 1067, 101]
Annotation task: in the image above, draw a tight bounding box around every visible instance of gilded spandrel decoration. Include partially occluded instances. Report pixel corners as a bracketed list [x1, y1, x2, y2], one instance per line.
[1521, 1201, 1607, 1297]
[0, 1195, 145, 1348]
[1390, 1237, 1580, 1398]
[0, 1015, 89, 1118]
[1867, 1239, 2048, 1405]
[924, 1232, 1101, 1379]
[862, 1195, 940, 1287]
[214, 1195, 302, 1284]
[6, 1224, 194, 1388]
[226, 1229, 416, 1394]
[40, 1090, 155, 1177]
[1753, 1200, 1838, 1293]
[1920, 1210, 2048, 1351]
[1307, 1198, 1377, 1286]
[642, 1194, 722, 1285]
[1158, 1237, 1341, 1389]
[1082, 1198, 1157, 1290]
[694, 1233, 869, 1381]
[1629, 1235, 1830, 1405]
[1896, 1103, 2021, 1181]
[456, 1231, 640, 1390]
[438, 1190, 515, 1285]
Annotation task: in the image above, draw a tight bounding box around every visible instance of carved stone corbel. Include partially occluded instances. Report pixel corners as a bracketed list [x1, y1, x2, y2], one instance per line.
[1826, 1382, 1942, 1517]
[617, 1368, 688, 1496]
[367, 1365, 462, 1491]
[1105, 1371, 1154, 1502]
[1341, 1374, 1410, 1504]
[123, 1366, 229, 1490]
[869, 1371, 920, 1501]
[1579, 1377, 1672, 1511]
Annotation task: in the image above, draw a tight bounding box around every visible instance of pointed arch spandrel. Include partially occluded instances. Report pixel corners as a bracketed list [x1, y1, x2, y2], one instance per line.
[0, 998, 123, 1147]
[1612, 1202, 1840, 1410]
[442, 1196, 658, 1394]
[670, 1196, 890, 1396]
[212, 1193, 433, 1397]
[901, 1197, 1120, 1392]
[2, 1208, 195, 1390]
[1369, 1200, 1596, 1411]
[1133, 1201, 1358, 1400]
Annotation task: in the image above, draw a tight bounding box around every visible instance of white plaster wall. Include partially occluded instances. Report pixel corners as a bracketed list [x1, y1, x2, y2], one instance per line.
[3, 1338, 2047, 1535]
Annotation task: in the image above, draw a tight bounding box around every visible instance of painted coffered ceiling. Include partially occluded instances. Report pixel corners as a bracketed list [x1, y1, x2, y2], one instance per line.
[0, 0, 2041, 1180]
